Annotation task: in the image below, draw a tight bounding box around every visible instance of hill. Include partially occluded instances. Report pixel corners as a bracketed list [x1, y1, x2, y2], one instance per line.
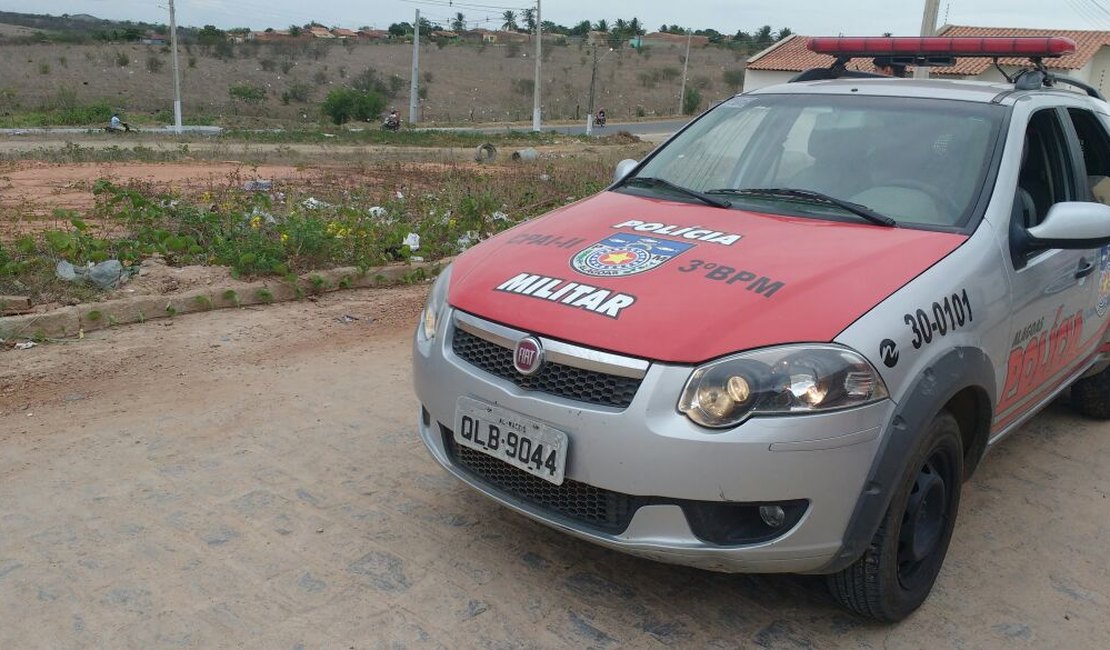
[0, 38, 748, 127]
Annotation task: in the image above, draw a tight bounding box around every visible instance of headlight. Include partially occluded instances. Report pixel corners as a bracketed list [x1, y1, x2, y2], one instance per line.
[418, 264, 452, 341]
[678, 344, 888, 428]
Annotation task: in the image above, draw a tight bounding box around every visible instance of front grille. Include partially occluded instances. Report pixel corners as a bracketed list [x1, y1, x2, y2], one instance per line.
[443, 427, 636, 533]
[451, 328, 641, 408]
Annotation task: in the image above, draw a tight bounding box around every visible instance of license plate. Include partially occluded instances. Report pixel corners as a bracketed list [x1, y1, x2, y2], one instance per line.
[454, 396, 569, 486]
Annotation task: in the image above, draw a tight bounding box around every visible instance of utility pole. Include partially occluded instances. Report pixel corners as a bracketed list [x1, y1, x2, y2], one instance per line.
[168, 0, 182, 133]
[586, 45, 598, 136]
[914, 0, 941, 79]
[409, 9, 420, 123]
[678, 28, 692, 115]
[531, 0, 542, 131]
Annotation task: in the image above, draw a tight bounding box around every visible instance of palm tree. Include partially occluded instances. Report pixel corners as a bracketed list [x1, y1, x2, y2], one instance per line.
[777, 27, 794, 40]
[594, 19, 608, 32]
[451, 12, 466, 33]
[522, 8, 535, 33]
[501, 10, 517, 31]
[629, 17, 643, 36]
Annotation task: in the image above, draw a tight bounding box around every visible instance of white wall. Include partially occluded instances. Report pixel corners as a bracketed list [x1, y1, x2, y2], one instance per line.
[742, 69, 795, 92]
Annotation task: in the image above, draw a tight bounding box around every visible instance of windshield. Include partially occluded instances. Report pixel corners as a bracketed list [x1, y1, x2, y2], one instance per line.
[625, 94, 1005, 228]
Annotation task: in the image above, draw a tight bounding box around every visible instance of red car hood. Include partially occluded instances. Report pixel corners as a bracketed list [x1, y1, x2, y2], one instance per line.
[448, 191, 966, 363]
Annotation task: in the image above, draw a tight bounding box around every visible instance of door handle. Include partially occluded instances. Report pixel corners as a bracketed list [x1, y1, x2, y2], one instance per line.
[1077, 257, 1096, 279]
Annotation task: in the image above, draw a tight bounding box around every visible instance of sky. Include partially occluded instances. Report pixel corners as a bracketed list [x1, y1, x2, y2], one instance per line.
[6, 0, 1110, 36]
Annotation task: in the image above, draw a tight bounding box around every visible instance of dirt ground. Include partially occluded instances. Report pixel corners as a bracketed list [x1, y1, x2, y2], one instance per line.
[1, 285, 1108, 648]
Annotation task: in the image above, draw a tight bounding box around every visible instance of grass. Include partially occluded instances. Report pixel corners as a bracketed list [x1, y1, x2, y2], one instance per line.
[0, 143, 649, 306]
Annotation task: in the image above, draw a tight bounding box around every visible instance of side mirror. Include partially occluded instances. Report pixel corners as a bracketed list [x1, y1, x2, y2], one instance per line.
[613, 159, 638, 184]
[1027, 202, 1110, 249]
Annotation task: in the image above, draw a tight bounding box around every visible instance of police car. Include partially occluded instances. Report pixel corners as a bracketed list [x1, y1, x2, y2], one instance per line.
[412, 36, 1110, 621]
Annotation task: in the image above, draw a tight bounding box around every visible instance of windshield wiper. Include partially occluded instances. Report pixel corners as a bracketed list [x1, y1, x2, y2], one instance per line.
[622, 176, 731, 209]
[707, 187, 897, 227]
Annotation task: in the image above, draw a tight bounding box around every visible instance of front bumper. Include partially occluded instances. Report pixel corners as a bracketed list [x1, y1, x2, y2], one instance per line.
[413, 309, 894, 574]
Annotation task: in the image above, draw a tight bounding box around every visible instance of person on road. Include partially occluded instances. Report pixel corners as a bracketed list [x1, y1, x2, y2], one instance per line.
[108, 113, 131, 133]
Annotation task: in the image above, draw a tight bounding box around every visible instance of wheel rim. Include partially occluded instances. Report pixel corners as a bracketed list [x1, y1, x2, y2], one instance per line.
[897, 447, 956, 590]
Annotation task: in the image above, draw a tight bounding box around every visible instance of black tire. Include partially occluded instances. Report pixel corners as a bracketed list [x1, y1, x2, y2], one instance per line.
[1071, 364, 1110, 419]
[827, 410, 963, 622]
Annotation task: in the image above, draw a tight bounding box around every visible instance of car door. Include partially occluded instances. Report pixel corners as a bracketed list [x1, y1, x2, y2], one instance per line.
[995, 106, 1095, 429]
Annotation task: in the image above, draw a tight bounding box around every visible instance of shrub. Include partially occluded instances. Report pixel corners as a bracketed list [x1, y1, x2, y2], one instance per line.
[228, 83, 266, 105]
[280, 59, 295, 74]
[188, 55, 197, 68]
[682, 88, 702, 115]
[313, 70, 329, 86]
[38, 62, 50, 75]
[321, 87, 385, 125]
[283, 81, 312, 103]
[511, 78, 534, 96]
[146, 54, 164, 73]
[115, 51, 130, 67]
[722, 69, 744, 91]
[259, 57, 276, 72]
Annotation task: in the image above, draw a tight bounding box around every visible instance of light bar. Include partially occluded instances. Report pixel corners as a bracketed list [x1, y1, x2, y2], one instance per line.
[807, 36, 1076, 59]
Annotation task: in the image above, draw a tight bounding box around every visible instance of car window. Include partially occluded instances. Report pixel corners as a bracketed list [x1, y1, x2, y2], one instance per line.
[628, 94, 1004, 229]
[1015, 109, 1075, 228]
[1066, 107, 1110, 203]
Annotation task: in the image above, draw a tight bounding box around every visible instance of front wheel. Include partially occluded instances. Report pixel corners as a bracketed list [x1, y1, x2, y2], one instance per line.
[827, 410, 963, 621]
[1070, 363, 1110, 418]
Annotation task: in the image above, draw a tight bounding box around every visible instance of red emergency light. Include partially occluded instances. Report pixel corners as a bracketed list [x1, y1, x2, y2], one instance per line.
[806, 36, 1076, 59]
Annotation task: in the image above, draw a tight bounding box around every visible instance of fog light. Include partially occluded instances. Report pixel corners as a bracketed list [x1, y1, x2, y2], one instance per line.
[759, 505, 786, 528]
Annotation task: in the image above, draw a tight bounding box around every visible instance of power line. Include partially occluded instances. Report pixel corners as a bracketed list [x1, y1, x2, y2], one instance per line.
[399, 0, 532, 12]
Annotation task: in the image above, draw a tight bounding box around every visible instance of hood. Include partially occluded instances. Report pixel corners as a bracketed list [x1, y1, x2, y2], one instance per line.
[449, 191, 966, 363]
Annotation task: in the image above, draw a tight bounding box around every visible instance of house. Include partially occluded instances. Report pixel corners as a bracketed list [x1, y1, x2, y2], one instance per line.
[139, 32, 167, 46]
[461, 28, 497, 43]
[332, 28, 358, 39]
[308, 26, 336, 39]
[744, 26, 1110, 93]
[358, 29, 389, 40]
[638, 32, 710, 48]
[431, 30, 458, 40]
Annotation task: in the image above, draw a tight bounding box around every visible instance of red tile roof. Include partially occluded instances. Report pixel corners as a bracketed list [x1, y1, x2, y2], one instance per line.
[747, 26, 1110, 75]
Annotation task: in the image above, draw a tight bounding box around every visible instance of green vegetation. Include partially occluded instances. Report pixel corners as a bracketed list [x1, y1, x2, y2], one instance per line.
[321, 88, 385, 125]
[228, 83, 267, 105]
[0, 152, 639, 303]
[683, 88, 702, 115]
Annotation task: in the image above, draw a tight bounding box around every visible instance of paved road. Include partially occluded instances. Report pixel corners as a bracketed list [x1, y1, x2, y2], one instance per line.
[1, 285, 1108, 647]
[422, 118, 688, 140]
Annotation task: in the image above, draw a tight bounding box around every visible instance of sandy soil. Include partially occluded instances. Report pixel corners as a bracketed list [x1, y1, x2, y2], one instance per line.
[0, 286, 1108, 647]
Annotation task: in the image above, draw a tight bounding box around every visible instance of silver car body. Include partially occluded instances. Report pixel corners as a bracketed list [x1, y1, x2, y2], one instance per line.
[412, 78, 1110, 573]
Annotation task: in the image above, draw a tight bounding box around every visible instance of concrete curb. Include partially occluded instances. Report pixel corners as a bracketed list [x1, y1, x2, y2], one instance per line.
[0, 260, 443, 341]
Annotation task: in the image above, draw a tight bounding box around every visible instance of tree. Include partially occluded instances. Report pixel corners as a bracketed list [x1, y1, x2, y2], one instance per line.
[629, 17, 644, 36]
[594, 19, 608, 33]
[501, 11, 517, 31]
[521, 8, 535, 33]
[569, 20, 591, 36]
[451, 12, 466, 33]
[388, 22, 411, 37]
[754, 25, 774, 48]
[288, 25, 302, 36]
[777, 27, 794, 40]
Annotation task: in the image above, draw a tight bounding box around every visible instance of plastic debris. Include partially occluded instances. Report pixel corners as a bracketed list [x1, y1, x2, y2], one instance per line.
[490, 211, 510, 222]
[403, 232, 421, 251]
[14, 342, 36, 350]
[368, 206, 387, 218]
[56, 260, 133, 289]
[511, 148, 539, 161]
[302, 197, 331, 210]
[456, 230, 479, 251]
[395, 191, 405, 200]
[242, 179, 274, 191]
[474, 143, 497, 163]
[336, 315, 360, 323]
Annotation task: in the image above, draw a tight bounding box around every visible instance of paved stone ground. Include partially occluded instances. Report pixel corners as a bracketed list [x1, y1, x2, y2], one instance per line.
[0, 286, 1108, 648]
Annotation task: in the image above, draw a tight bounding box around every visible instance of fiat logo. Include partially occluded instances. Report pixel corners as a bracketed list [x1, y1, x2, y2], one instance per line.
[513, 337, 544, 376]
